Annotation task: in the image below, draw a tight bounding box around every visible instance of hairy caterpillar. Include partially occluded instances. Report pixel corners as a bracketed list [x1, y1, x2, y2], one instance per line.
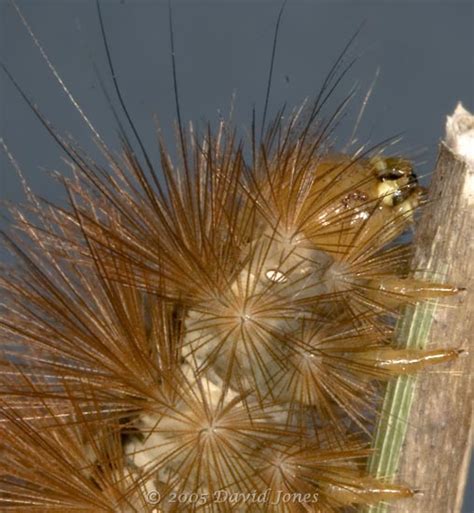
[0, 2, 472, 513]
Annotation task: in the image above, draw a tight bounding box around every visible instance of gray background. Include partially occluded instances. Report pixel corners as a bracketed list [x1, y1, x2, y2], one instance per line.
[0, 0, 473, 510]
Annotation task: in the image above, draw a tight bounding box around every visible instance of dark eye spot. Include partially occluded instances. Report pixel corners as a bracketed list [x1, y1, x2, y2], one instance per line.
[381, 170, 405, 181]
[391, 189, 404, 206]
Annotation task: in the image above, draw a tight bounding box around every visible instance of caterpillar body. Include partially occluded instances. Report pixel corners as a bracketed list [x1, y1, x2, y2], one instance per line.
[0, 2, 469, 513]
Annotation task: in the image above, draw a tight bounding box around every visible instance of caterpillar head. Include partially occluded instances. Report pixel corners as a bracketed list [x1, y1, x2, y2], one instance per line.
[370, 156, 424, 209]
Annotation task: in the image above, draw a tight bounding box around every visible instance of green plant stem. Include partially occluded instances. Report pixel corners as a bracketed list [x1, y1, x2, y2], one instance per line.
[365, 274, 438, 513]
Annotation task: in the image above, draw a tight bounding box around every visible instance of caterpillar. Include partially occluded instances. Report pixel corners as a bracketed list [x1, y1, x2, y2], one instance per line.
[0, 2, 471, 513]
